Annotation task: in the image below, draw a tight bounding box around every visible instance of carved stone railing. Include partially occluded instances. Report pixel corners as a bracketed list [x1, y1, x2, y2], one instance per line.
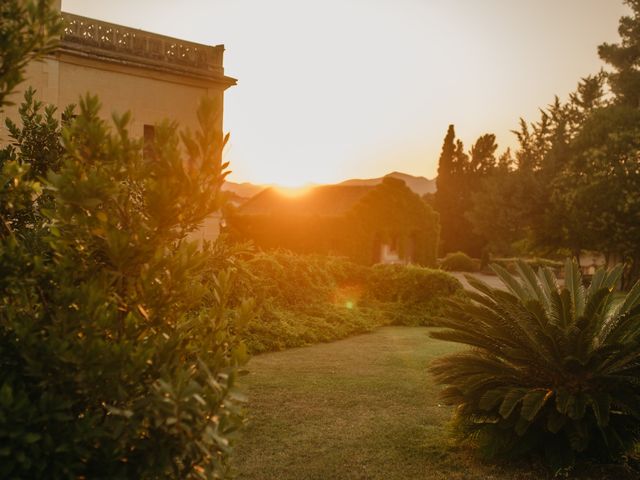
[61, 12, 225, 78]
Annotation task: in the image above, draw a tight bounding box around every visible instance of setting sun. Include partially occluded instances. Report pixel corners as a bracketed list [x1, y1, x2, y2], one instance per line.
[63, 0, 627, 187]
[273, 184, 314, 197]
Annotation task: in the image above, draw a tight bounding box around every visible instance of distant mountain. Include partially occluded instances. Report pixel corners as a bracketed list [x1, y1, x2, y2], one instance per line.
[223, 171, 436, 203]
[338, 171, 436, 196]
[222, 181, 267, 199]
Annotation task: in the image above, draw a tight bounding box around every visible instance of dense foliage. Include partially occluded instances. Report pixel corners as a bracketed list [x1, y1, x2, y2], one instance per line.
[365, 263, 462, 326]
[233, 250, 382, 353]
[0, 0, 62, 108]
[440, 251, 478, 272]
[233, 250, 462, 353]
[430, 260, 640, 471]
[462, 1, 640, 287]
[0, 10, 249, 473]
[0, 90, 250, 478]
[433, 126, 497, 257]
[346, 177, 440, 266]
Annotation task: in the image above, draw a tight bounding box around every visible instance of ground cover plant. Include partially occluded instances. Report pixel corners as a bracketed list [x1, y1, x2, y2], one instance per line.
[234, 250, 384, 353]
[233, 250, 463, 353]
[430, 259, 640, 473]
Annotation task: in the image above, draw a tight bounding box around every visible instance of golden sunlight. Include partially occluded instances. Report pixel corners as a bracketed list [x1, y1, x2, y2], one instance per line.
[7, 0, 640, 478]
[273, 184, 314, 197]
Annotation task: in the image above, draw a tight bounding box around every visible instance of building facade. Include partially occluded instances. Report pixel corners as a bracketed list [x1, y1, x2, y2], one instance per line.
[4, 4, 236, 242]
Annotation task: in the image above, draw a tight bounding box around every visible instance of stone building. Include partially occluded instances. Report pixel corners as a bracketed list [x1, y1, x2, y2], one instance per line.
[4, 1, 236, 242]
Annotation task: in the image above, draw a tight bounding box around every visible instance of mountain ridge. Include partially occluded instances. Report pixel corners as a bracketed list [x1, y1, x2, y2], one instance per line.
[223, 171, 436, 200]
[337, 171, 435, 196]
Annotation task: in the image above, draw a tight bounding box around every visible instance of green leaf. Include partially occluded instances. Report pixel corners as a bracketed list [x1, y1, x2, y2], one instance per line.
[588, 393, 610, 427]
[546, 409, 567, 433]
[23, 433, 41, 444]
[514, 416, 531, 436]
[567, 392, 587, 420]
[515, 260, 545, 301]
[564, 258, 585, 318]
[620, 280, 640, 314]
[499, 388, 525, 419]
[520, 389, 552, 421]
[555, 388, 571, 415]
[0, 384, 13, 407]
[491, 264, 530, 301]
[479, 389, 506, 411]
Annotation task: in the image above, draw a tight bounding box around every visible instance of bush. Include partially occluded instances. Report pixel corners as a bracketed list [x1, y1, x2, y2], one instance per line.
[364, 264, 463, 325]
[440, 251, 478, 272]
[0, 94, 247, 478]
[234, 251, 383, 353]
[367, 264, 461, 302]
[234, 252, 463, 351]
[430, 259, 640, 471]
[491, 257, 563, 275]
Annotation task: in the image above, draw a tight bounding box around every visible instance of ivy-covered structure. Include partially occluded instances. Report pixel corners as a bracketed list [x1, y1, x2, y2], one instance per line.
[226, 177, 440, 266]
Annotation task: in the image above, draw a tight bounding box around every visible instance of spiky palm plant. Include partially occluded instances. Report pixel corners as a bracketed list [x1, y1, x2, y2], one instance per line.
[430, 259, 640, 470]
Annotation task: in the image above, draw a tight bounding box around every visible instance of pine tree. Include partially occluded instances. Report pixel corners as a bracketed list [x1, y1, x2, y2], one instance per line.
[434, 126, 494, 257]
[434, 125, 462, 255]
[599, 0, 640, 107]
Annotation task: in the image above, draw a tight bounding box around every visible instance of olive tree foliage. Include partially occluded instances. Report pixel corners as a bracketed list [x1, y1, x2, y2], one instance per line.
[0, 0, 62, 108]
[1, 1, 251, 478]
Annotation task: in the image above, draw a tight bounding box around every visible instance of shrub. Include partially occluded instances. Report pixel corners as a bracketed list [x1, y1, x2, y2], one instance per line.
[430, 259, 640, 471]
[0, 94, 248, 478]
[231, 251, 463, 351]
[440, 251, 478, 272]
[491, 257, 563, 275]
[234, 251, 384, 353]
[364, 264, 463, 326]
[243, 304, 385, 354]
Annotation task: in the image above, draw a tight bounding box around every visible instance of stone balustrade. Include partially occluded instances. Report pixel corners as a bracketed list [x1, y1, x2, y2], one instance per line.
[61, 12, 224, 78]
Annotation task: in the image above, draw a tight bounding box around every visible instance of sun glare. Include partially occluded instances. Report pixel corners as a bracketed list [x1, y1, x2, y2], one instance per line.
[274, 184, 314, 197]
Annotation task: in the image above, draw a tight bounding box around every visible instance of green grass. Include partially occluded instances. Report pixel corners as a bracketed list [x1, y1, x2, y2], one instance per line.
[234, 327, 638, 479]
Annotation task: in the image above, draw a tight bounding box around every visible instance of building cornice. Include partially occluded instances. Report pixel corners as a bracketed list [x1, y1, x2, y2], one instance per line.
[60, 12, 237, 89]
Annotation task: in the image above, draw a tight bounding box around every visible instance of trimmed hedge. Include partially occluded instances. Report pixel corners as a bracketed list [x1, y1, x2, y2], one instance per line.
[491, 257, 563, 274]
[364, 264, 463, 326]
[440, 251, 479, 272]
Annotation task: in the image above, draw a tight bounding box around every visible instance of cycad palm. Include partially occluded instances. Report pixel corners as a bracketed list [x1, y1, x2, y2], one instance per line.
[430, 260, 640, 469]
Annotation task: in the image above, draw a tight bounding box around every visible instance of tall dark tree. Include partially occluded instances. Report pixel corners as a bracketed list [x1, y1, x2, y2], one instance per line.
[434, 126, 496, 257]
[467, 150, 534, 255]
[468, 73, 608, 258]
[599, 0, 640, 107]
[468, 134, 498, 176]
[552, 1, 640, 285]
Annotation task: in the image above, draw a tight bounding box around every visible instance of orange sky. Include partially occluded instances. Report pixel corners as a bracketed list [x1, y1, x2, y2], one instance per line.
[63, 0, 628, 187]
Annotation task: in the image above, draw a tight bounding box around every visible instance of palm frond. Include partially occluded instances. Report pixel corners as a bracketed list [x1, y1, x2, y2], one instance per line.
[429, 260, 640, 467]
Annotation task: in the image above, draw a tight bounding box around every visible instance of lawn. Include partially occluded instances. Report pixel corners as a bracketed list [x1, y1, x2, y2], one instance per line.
[234, 327, 637, 480]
